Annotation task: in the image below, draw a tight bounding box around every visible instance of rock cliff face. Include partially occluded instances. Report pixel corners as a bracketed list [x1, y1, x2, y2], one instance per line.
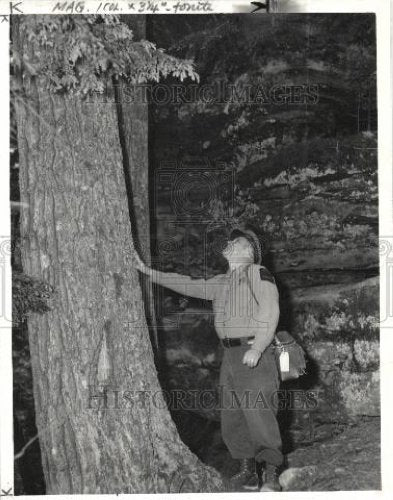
[152, 126, 379, 430]
[279, 418, 380, 491]
[149, 14, 379, 451]
[152, 121, 379, 435]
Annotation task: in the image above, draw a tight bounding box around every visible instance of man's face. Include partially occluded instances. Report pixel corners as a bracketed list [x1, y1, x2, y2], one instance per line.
[222, 236, 254, 262]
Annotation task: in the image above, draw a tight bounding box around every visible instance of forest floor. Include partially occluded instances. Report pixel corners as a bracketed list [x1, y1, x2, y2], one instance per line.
[200, 417, 381, 491]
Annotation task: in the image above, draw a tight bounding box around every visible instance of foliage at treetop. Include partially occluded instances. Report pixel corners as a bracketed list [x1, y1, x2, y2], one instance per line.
[12, 15, 199, 95]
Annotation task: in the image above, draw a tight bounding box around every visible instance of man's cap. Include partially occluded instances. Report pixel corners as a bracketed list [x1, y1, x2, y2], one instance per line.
[228, 224, 263, 264]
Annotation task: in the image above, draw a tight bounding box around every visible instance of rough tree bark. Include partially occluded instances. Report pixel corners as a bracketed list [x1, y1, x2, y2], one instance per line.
[116, 15, 158, 353]
[13, 18, 223, 494]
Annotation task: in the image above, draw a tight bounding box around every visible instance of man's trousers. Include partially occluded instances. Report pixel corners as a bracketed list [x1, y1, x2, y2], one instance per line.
[219, 343, 283, 466]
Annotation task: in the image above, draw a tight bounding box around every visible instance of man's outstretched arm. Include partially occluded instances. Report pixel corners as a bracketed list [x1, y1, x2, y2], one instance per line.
[134, 252, 216, 301]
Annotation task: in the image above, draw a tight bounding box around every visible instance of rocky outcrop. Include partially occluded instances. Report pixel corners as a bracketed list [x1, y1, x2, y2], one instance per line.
[180, 416, 381, 492]
[153, 105, 379, 431]
[150, 13, 379, 457]
[280, 418, 380, 491]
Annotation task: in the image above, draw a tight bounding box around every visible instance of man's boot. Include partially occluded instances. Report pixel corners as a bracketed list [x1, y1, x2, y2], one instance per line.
[229, 458, 259, 491]
[260, 463, 281, 492]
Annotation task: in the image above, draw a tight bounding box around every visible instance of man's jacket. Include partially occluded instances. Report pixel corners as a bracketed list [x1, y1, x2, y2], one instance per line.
[151, 264, 280, 353]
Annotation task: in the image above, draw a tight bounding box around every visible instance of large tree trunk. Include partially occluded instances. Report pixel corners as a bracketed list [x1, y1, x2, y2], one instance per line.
[116, 15, 159, 353]
[13, 18, 222, 494]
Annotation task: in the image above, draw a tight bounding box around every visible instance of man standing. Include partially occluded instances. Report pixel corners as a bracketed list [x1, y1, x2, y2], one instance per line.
[134, 225, 282, 492]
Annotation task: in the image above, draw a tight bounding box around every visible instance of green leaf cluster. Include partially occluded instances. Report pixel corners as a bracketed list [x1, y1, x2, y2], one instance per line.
[13, 15, 199, 94]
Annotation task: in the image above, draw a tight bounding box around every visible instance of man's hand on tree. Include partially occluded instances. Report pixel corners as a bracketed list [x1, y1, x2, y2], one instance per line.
[134, 252, 151, 275]
[242, 348, 261, 368]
